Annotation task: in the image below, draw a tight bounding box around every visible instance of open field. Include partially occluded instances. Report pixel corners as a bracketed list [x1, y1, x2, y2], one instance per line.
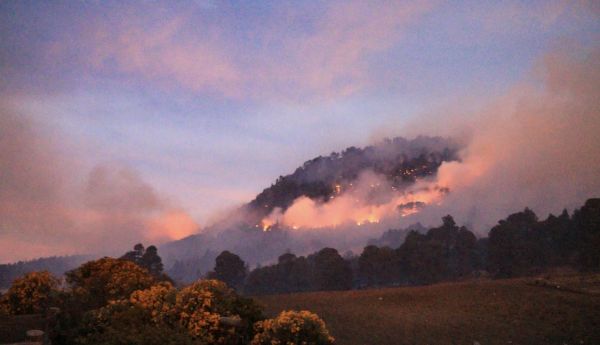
[257, 274, 600, 345]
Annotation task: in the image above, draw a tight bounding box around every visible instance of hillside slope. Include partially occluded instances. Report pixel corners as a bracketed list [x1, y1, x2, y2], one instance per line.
[161, 136, 460, 275]
[246, 136, 459, 222]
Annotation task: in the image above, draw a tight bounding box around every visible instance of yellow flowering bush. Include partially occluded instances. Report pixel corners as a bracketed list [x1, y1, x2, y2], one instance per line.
[73, 278, 263, 345]
[76, 299, 199, 345]
[0, 271, 60, 315]
[175, 279, 236, 343]
[129, 281, 178, 325]
[251, 310, 335, 345]
[65, 257, 156, 309]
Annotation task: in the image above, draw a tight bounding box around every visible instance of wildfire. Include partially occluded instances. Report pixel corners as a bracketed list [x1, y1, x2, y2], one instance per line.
[261, 219, 275, 231]
[258, 171, 451, 230]
[356, 214, 380, 226]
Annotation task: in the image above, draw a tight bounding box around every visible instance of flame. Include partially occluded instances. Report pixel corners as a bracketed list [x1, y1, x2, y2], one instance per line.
[261, 218, 275, 231]
[335, 184, 342, 194]
[259, 171, 450, 230]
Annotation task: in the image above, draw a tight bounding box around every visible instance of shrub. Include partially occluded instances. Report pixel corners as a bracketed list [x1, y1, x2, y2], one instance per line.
[65, 257, 156, 310]
[75, 301, 198, 345]
[0, 271, 60, 315]
[175, 279, 263, 344]
[251, 310, 335, 345]
[74, 279, 264, 345]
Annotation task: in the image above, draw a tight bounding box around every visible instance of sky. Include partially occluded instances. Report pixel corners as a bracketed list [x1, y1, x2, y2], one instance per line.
[1, 0, 598, 262]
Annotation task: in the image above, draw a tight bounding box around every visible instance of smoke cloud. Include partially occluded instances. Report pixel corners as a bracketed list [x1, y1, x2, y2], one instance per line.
[255, 44, 600, 238]
[261, 170, 447, 230]
[402, 45, 600, 233]
[159, 45, 600, 273]
[0, 110, 198, 263]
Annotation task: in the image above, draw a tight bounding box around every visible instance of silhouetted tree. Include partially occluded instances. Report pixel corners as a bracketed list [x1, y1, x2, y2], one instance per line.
[121, 243, 165, 278]
[208, 251, 247, 290]
[358, 245, 396, 286]
[487, 208, 540, 278]
[573, 198, 600, 271]
[141, 245, 164, 276]
[121, 243, 145, 262]
[311, 248, 352, 291]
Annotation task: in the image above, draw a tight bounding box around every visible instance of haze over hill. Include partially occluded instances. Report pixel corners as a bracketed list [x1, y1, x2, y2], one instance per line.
[158, 136, 460, 273]
[160, 45, 600, 277]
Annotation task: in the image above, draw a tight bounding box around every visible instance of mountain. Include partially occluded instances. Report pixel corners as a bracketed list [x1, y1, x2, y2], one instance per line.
[160, 136, 461, 281]
[245, 136, 459, 224]
[0, 255, 91, 289]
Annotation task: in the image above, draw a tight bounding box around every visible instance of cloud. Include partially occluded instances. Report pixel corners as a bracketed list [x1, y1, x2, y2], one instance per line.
[40, 1, 432, 101]
[88, 14, 241, 98]
[0, 109, 199, 263]
[250, 0, 433, 100]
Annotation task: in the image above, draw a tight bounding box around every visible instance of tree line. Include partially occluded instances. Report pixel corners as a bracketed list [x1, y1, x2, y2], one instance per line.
[209, 198, 600, 294]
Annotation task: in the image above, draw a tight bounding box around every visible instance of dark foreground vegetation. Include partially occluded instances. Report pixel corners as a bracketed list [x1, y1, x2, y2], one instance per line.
[240, 198, 600, 294]
[258, 273, 600, 345]
[0, 254, 334, 344]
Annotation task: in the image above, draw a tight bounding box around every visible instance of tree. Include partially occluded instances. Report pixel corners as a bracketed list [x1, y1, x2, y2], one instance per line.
[121, 243, 145, 263]
[574, 198, 600, 271]
[65, 257, 156, 310]
[141, 245, 164, 277]
[487, 208, 539, 278]
[208, 251, 247, 290]
[395, 216, 479, 284]
[358, 245, 397, 286]
[121, 243, 165, 277]
[0, 271, 60, 315]
[311, 248, 352, 291]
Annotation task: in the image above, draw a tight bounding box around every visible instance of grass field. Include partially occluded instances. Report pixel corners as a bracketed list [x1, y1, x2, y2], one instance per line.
[256, 274, 600, 345]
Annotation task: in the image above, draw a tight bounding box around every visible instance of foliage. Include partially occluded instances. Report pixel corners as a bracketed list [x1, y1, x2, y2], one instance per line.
[311, 248, 353, 291]
[245, 249, 351, 295]
[251, 310, 335, 345]
[207, 250, 247, 291]
[120, 243, 165, 277]
[175, 279, 262, 344]
[75, 279, 263, 345]
[244, 199, 600, 294]
[75, 301, 199, 345]
[573, 198, 600, 271]
[65, 257, 156, 310]
[0, 271, 60, 315]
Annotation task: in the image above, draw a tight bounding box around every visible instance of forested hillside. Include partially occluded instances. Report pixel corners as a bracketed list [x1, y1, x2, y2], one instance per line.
[247, 136, 459, 221]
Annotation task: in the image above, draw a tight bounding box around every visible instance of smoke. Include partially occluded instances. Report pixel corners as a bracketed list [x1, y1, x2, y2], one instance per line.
[261, 170, 447, 230]
[255, 44, 600, 239]
[0, 110, 198, 263]
[160, 44, 600, 275]
[404, 45, 600, 233]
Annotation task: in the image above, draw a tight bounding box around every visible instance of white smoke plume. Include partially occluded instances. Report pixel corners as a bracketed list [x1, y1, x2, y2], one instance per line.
[258, 44, 600, 237]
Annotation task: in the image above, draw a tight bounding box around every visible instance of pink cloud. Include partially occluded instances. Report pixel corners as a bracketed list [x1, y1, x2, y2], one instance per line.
[89, 15, 241, 98]
[68, 1, 433, 101]
[0, 110, 199, 263]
